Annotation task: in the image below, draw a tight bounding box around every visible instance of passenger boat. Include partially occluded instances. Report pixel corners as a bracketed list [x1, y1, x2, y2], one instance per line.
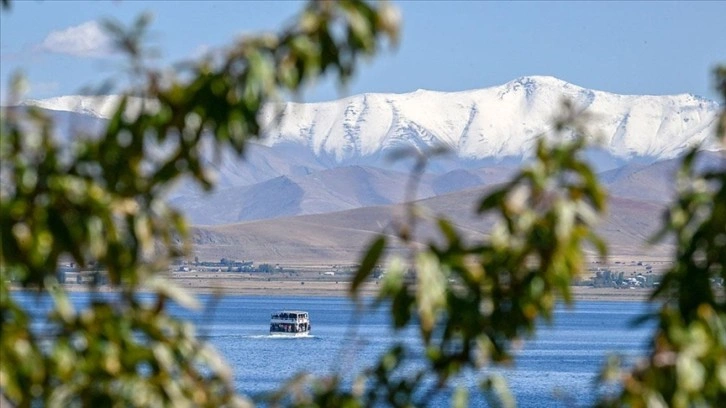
[269, 310, 311, 337]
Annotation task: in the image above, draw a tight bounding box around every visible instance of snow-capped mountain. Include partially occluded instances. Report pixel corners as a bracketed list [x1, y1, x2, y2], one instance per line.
[16, 76, 723, 225]
[23, 76, 721, 167]
[259, 76, 720, 164]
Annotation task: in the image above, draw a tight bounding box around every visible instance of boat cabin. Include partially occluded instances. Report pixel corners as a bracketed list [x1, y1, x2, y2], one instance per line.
[270, 310, 310, 335]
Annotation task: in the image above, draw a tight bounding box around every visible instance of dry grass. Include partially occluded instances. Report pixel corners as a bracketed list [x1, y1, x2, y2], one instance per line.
[191, 184, 673, 266]
[168, 269, 656, 302]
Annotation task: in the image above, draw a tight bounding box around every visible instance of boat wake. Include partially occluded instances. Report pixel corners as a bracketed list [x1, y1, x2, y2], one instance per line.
[245, 334, 317, 340]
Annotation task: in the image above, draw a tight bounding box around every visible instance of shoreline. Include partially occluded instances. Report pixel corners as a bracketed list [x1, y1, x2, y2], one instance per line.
[172, 279, 653, 302]
[11, 277, 654, 302]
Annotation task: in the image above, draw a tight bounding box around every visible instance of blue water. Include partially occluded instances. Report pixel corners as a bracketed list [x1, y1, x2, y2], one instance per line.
[13, 292, 655, 407]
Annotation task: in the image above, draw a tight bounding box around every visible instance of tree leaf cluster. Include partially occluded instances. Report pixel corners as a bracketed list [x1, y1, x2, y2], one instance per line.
[1, 1, 398, 406]
[339, 104, 608, 404]
[2, 0, 725, 406]
[596, 66, 726, 408]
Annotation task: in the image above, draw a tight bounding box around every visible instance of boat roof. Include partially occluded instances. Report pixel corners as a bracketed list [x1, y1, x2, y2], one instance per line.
[272, 310, 308, 314]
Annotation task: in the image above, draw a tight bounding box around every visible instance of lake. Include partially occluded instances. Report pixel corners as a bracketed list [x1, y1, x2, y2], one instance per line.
[13, 292, 655, 407]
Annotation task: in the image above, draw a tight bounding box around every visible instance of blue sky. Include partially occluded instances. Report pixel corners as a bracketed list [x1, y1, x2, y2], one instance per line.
[1, 1, 724, 103]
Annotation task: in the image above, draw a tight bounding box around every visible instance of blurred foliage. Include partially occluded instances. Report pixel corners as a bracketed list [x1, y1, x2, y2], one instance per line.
[344, 102, 608, 405]
[1, 0, 725, 406]
[1, 1, 398, 406]
[596, 66, 726, 408]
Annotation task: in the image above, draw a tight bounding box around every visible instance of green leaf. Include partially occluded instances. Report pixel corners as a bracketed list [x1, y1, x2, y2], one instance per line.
[416, 252, 447, 342]
[145, 275, 200, 310]
[482, 374, 515, 408]
[437, 217, 460, 246]
[478, 187, 509, 213]
[451, 385, 469, 408]
[349, 235, 386, 296]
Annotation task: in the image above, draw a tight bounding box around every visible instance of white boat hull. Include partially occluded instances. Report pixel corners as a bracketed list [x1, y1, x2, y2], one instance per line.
[269, 330, 310, 337]
[269, 310, 311, 337]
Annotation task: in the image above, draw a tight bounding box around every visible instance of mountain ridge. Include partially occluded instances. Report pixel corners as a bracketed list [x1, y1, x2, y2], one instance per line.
[14, 76, 723, 231]
[258, 75, 720, 164]
[21, 76, 722, 167]
[190, 173, 679, 264]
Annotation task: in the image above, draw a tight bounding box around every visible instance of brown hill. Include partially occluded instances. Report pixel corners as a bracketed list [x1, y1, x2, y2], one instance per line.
[191, 182, 674, 266]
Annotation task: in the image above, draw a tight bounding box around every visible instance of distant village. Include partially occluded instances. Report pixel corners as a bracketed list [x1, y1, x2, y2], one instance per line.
[51, 258, 353, 285]
[585, 260, 723, 290]
[39, 258, 722, 289]
[584, 260, 660, 289]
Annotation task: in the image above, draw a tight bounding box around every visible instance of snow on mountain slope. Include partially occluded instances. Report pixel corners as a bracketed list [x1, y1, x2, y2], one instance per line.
[15, 77, 724, 228]
[23, 76, 720, 165]
[21, 95, 151, 119]
[260, 76, 720, 163]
